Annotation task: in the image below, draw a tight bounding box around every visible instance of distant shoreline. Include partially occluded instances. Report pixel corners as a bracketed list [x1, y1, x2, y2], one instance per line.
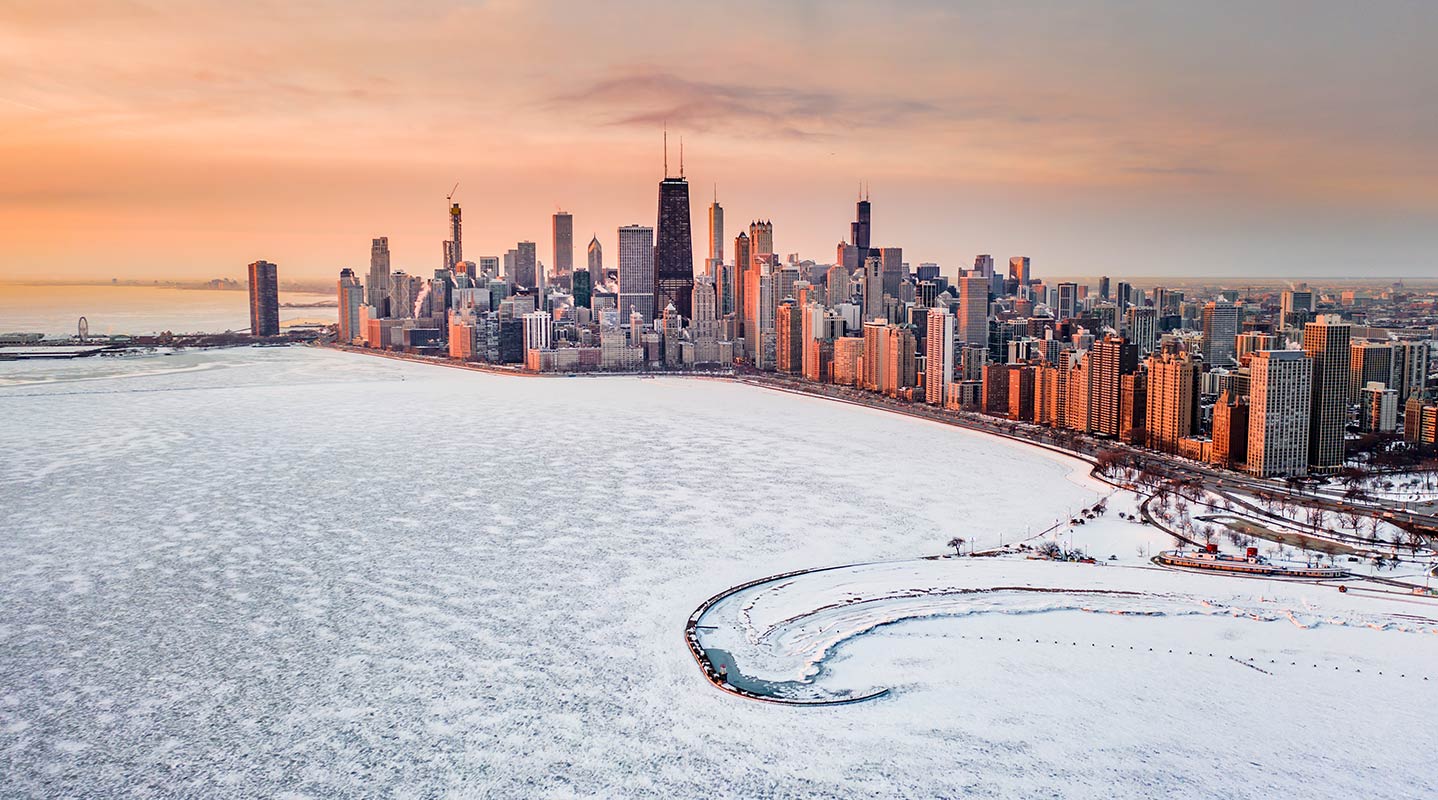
[0, 279, 334, 294]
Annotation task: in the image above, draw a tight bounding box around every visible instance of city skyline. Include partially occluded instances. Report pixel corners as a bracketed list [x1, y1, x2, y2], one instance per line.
[3, 1, 1437, 281]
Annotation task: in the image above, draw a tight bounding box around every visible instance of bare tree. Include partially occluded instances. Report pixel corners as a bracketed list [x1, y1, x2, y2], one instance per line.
[947, 536, 967, 556]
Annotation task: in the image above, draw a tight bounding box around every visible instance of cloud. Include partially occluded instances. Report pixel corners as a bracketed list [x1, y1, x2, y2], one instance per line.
[553, 69, 938, 140]
[1122, 164, 1224, 177]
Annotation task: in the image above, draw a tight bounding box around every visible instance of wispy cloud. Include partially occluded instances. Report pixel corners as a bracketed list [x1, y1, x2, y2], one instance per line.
[553, 69, 937, 140]
[1122, 164, 1224, 177]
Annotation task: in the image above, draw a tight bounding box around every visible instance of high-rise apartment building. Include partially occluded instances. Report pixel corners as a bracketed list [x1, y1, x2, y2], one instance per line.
[1144, 352, 1199, 453]
[1089, 336, 1138, 437]
[776, 299, 803, 374]
[1211, 391, 1249, 469]
[1201, 301, 1240, 367]
[367, 237, 391, 313]
[1247, 350, 1313, 477]
[248, 260, 280, 336]
[1359, 382, 1398, 433]
[1349, 340, 1396, 402]
[883, 325, 917, 396]
[1394, 341, 1430, 402]
[733, 232, 752, 338]
[926, 307, 955, 405]
[1235, 331, 1276, 363]
[337, 268, 363, 343]
[617, 225, 656, 323]
[1303, 315, 1351, 473]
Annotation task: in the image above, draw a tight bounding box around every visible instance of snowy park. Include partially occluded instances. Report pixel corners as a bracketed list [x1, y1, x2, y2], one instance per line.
[3, 346, 1437, 798]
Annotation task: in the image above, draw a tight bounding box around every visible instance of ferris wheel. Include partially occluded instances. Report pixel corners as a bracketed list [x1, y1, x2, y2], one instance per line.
[78, 316, 89, 342]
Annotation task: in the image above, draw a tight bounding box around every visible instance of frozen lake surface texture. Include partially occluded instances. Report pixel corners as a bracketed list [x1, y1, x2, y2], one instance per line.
[2, 347, 1435, 798]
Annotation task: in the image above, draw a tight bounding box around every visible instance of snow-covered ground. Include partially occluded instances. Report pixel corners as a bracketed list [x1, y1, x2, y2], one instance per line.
[2, 346, 1436, 798]
[698, 557, 1438, 693]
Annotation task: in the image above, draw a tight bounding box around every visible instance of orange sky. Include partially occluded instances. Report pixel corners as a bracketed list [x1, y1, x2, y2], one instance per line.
[2, 0, 1435, 282]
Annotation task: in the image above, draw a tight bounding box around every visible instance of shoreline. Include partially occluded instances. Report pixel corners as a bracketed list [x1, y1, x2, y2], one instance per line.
[320, 343, 1110, 473]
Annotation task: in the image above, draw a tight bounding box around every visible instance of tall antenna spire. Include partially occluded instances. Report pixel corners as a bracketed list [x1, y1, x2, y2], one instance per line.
[663, 124, 668, 178]
[679, 135, 685, 178]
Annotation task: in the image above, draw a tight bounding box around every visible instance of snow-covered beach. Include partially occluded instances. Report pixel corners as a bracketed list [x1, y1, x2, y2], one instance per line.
[2, 346, 1435, 798]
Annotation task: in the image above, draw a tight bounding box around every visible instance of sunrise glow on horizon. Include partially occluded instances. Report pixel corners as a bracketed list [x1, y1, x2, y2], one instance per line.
[2, 0, 1435, 281]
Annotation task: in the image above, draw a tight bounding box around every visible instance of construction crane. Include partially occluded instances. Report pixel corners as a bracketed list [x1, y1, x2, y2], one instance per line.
[447, 182, 459, 203]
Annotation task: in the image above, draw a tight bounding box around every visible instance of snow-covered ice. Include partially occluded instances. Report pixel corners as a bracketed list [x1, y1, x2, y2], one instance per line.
[2, 347, 1436, 798]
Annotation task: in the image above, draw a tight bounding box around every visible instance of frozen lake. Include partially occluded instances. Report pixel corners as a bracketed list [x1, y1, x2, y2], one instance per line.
[2, 347, 1434, 798]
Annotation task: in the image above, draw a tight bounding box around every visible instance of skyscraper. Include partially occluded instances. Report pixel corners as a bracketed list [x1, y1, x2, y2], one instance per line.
[512, 241, 538, 288]
[449, 202, 463, 266]
[1349, 340, 1396, 402]
[572, 269, 592, 311]
[368, 237, 390, 313]
[1089, 335, 1137, 437]
[1009, 256, 1031, 287]
[1303, 315, 1351, 473]
[926, 307, 955, 405]
[878, 247, 904, 298]
[1280, 289, 1315, 322]
[587, 235, 603, 276]
[337, 268, 363, 343]
[776, 299, 803, 374]
[973, 254, 994, 278]
[748, 221, 773, 270]
[1056, 282, 1078, 320]
[1144, 352, 1198, 453]
[248, 260, 280, 336]
[1125, 306, 1158, 355]
[852, 193, 871, 251]
[1247, 350, 1314, 477]
[1201, 301, 1240, 367]
[553, 212, 574, 287]
[618, 224, 656, 323]
[655, 170, 695, 319]
[733, 232, 751, 338]
[1116, 281, 1132, 312]
[958, 273, 989, 347]
[691, 274, 718, 341]
[862, 256, 884, 320]
[707, 195, 724, 263]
